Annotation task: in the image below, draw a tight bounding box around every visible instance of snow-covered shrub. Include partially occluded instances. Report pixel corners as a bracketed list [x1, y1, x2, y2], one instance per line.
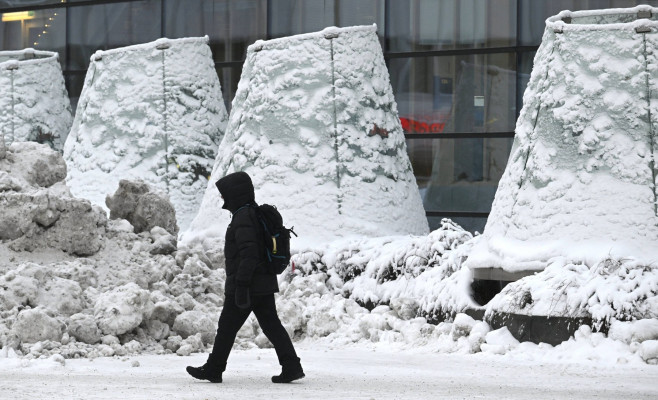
[466, 5, 658, 274]
[289, 219, 477, 321]
[186, 25, 428, 249]
[64, 37, 228, 230]
[484, 258, 658, 327]
[0, 49, 72, 151]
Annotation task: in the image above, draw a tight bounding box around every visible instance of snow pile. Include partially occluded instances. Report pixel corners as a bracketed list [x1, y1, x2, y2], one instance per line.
[433, 314, 658, 365]
[0, 142, 106, 256]
[485, 257, 658, 326]
[0, 220, 227, 360]
[1, 212, 657, 364]
[106, 179, 179, 236]
[63, 37, 228, 231]
[185, 25, 428, 249]
[465, 5, 658, 273]
[0, 48, 73, 151]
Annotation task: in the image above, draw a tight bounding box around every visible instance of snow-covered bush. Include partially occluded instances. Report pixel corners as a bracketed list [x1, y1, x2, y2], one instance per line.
[186, 25, 428, 249]
[0, 49, 72, 151]
[466, 5, 658, 274]
[288, 219, 477, 322]
[485, 257, 658, 329]
[64, 37, 228, 231]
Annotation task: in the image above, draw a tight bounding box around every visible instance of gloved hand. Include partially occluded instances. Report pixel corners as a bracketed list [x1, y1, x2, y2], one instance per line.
[235, 284, 251, 309]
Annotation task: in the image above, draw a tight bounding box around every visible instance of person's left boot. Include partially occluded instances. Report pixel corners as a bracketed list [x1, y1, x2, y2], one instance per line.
[186, 363, 223, 383]
[272, 362, 305, 383]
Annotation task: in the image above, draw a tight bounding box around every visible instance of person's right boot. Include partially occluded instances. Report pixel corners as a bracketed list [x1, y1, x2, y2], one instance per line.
[272, 360, 305, 383]
[186, 363, 223, 383]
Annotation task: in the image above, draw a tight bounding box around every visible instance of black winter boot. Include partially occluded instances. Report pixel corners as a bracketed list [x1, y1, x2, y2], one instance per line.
[272, 363, 305, 383]
[186, 363, 223, 383]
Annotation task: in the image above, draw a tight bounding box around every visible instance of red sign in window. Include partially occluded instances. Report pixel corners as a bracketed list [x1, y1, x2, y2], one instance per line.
[400, 114, 450, 134]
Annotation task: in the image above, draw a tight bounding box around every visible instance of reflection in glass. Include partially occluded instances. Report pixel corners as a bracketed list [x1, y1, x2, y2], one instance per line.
[390, 53, 517, 134]
[407, 137, 513, 213]
[67, 1, 161, 70]
[0, 1, 61, 7]
[165, 0, 266, 63]
[0, 8, 66, 65]
[518, 0, 658, 46]
[215, 65, 241, 112]
[387, 0, 516, 52]
[269, 0, 383, 40]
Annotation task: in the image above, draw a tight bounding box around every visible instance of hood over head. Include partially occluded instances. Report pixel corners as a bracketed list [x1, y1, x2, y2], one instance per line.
[215, 171, 255, 213]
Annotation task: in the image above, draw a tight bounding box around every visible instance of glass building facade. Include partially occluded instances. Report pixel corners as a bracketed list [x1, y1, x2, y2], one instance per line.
[1, 0, 657, 233]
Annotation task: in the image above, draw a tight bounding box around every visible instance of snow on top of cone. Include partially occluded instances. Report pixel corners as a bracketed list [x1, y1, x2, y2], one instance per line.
[89, 36, 210, 61]
[0, 48, 59, 68]
[248, 24, 377, 51]
[547, 5, 658, 32]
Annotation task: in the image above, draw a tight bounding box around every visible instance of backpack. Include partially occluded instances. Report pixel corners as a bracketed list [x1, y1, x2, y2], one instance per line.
[254, 204, 297, 274]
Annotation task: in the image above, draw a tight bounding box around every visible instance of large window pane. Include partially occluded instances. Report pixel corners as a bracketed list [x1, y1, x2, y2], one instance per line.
[165, 0, 266, 63]
[269, 0, 384, 40]
[0, 1, 62, 7]
[63, 70, 85, 111]
[0, 8, 66, 65]
[67, 1, 161, 71]
[519, 0, 658, 46]
[216, 65, 242, 112]
[391, 53, 517, 134]
[407, 137, 513, 212]
[387, 0, 516, 53]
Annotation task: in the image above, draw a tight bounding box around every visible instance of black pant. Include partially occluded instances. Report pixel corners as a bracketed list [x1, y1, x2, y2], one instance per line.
[207, 293, 299, 371]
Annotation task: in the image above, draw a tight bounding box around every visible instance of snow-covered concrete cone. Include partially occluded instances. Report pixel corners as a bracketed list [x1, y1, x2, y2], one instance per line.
[0, 49, 72, 152]
[185, 25, 429, 249]
[465, 5, 658, 278]
[63, 37, 228, 231]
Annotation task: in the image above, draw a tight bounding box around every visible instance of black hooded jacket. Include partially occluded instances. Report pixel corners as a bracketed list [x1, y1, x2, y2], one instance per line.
[215, 171, 278, 296]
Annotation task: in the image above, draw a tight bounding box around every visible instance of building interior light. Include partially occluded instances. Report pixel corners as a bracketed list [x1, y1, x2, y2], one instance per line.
[1, 11, 35, 22]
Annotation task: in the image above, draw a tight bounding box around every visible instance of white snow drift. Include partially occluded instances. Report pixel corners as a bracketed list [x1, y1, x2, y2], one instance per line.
[466, 5, 658, 274]
[63, 37, 228, 230]
[0, 48, 73, 152]
[186, 25, 428, 249]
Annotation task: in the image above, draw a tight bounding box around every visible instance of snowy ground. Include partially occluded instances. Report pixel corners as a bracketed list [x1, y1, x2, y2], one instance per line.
[1, 342, 657, 400]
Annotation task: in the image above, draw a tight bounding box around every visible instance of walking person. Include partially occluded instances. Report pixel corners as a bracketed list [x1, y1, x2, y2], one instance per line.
[186, 171, 304, 384]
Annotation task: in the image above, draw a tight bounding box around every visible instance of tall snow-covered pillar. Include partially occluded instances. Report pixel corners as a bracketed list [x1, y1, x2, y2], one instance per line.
[0, 49, 72, 152]
[186, 25, 429, 249]
[63, 37, 228, 231]
[465, 6, 658, 277]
